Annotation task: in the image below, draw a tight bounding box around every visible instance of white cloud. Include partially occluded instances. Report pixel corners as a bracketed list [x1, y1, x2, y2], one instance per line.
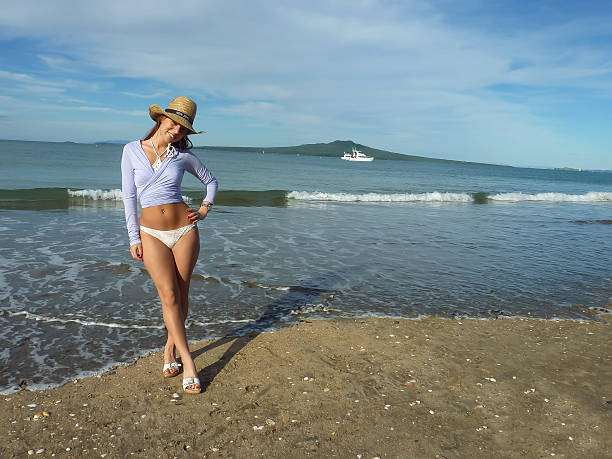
[120, 91, 169, 99]
[37, 104, 144, 117]
[0, 70, 39, 83]
[38, 54, 77, 72]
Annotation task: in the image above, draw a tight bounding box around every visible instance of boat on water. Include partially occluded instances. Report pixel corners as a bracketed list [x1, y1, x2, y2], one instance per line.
[341, 146, 374, 162]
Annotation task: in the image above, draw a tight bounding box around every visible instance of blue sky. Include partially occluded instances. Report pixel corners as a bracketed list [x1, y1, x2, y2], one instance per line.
[1, 0, 611, 169]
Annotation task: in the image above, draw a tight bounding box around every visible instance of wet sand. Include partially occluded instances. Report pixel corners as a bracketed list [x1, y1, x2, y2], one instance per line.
[2, 315, 611, 458]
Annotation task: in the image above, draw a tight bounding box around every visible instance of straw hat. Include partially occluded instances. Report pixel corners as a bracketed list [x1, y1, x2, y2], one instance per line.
[149, 97, 205, 134]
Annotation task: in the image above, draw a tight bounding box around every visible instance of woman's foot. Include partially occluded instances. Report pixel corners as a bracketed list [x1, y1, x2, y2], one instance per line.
[183, 377, 201, 394]
[163, 342, 180, 377]
[162, 362, 181, 378]
[181, 359, 200, 393]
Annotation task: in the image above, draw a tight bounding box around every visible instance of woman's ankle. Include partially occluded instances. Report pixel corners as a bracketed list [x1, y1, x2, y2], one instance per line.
[182, 360, 197, 378]
[164, 343, 176, 361]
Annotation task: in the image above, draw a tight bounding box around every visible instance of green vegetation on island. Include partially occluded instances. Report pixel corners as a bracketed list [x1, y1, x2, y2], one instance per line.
[194, 140, 481, 164]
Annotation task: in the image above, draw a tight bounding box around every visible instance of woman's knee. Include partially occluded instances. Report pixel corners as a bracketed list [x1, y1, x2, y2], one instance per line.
[158, 286, 181, 308]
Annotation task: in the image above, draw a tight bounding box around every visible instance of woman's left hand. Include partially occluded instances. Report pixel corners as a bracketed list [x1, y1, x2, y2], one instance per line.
[186, 207, 207, 223]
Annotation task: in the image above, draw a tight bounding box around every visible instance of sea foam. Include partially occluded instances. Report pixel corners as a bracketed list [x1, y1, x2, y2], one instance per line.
[288, 190, 612, 203]
[68, 188, 123, 200]
[489, 191, 612, 202]
[68, 188, 192, 203]
[6, 310, 164, 330]
[288, 191, 472, 202]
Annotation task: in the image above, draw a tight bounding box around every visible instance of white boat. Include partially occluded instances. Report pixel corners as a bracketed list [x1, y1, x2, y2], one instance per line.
[341, 146, 374, 162]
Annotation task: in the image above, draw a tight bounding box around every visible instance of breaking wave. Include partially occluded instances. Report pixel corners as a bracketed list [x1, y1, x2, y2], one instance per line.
[288, 190, 612, 204]
[288, 191, 472, 202]
[1, 188, 611, 210]
[488, 192, 612, 202]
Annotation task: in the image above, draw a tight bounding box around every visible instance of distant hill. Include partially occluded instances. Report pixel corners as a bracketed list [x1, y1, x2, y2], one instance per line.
[194, 140, 480, 164]
[95, 140, 130, 145]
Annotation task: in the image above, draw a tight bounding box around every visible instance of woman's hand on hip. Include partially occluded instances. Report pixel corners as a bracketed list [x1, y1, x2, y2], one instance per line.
[186, 207, 208, 223]
[130, 243, 143, 261]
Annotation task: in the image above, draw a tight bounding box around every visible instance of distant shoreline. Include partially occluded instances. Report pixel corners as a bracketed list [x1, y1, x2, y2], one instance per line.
[2, 138, 602, 171]
[193, 140, 499, 166]
[1, 137, 496, 165]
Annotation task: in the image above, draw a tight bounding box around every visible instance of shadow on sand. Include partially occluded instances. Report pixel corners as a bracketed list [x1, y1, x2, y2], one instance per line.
[191, 272, 345, 392]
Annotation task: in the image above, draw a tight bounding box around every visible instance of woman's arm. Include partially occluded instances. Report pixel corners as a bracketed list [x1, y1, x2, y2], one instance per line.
[184, 152, 219, 219]
[121, 146, 143, 259]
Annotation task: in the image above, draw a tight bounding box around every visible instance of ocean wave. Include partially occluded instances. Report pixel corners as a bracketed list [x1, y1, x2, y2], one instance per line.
[0, 187, 285, 209]
[0, 187, 127, 210]
[290, 303, 340, 315]
[187, 318, 254, 327]
[2, 188, 611, 210]
[288, 191, 473, 202]
[67, 188, 123, 200]
[242, 280, 291, 291]
[68, 188, 194, 203]
[5, 310, 164, 329]
[489, 192, 612, 202]
[289, 190, 612, 204]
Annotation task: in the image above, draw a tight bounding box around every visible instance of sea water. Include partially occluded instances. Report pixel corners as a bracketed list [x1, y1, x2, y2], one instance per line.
[1, 139, 611, 393]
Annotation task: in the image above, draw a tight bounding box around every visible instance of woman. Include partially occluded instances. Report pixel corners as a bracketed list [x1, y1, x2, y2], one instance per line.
[121, 96, 218, 394]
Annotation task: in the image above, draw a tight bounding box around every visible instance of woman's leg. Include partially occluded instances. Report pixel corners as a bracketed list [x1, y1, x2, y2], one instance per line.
[173, 227, 200, 320]
[141, 231, 199, 381]
[163, 228, 200, 367]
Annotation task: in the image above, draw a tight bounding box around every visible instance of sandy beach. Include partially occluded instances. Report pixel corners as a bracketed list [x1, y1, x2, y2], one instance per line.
[2, 315, 611, 458]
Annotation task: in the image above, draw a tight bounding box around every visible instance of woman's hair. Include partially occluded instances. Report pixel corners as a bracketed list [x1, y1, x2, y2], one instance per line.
[143, 117, 193, 150]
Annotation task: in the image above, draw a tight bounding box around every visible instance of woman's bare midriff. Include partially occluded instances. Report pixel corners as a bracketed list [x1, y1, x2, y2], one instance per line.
[140, 202, 193, 230]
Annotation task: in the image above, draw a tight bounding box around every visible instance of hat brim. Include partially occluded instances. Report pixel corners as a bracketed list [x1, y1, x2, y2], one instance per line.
[149, 104, 205, 135]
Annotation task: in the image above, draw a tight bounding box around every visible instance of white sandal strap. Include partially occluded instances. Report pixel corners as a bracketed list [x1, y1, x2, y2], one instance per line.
[183, 377, 200, 389]
[163, 362, 181, 371]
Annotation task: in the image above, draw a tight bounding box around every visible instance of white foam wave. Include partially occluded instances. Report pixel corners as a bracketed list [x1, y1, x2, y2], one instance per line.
[288, 190, 612, 204]
[243, 281, 291, 291]
[290, 303, 337, 315]
[288, 191, 472, 202]
[490, 192, 612, 202]
[7, 310, 164, 329]
[188, 318, 253, 327]
[67, 189, 192, 203]
[68, 188, 123, 200]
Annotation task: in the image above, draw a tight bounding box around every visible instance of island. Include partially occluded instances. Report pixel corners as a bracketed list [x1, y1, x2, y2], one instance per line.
[194, 140, 486, 165]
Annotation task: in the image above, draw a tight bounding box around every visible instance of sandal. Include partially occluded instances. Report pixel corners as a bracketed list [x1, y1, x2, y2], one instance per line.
[162, 362, 181, 378]
[183, 377, 201, 394]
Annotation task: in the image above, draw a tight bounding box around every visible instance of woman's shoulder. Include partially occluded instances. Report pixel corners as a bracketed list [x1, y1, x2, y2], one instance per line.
[122, 140, 142, 154]
[124, 140, 141, 149]
[175, 148, 197, 159]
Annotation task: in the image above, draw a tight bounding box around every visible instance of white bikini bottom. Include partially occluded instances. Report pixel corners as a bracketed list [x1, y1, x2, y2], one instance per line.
[140, 224, 197, 249]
